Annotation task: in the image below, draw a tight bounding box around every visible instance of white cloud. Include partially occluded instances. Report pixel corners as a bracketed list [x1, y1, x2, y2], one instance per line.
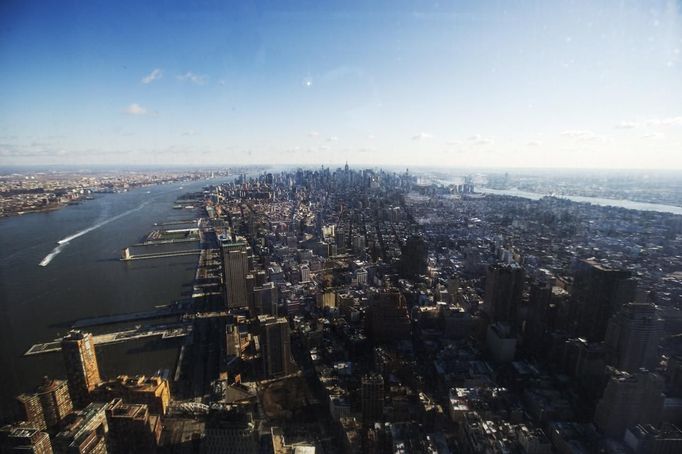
[646, 116, 682, 127]
[141, 68, 163, 84]
[641, 132, 664, 140]
[308, 131, 319, 138]
[616, 116, 682, 129]
[560, 130, 603, 142]
[615, 121, 637, 129]
[327, 136, 339, 142]
[182, 129, 198, 136]
[412, 132, 433, 141]
[123, 103, 150, 116]
[526, 140, 542, 147]
[468, 134, 494, 145]
[177, 72, 207, 85]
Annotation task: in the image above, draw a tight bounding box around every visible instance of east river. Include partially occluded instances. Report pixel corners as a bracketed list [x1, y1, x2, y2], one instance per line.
[0, 178, 228, 413]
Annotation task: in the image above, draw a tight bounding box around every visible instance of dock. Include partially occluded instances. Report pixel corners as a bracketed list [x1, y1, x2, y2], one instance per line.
[72, 301, 192, 328]
[24, 323, 191, 356]
[121, 250, 201, 261]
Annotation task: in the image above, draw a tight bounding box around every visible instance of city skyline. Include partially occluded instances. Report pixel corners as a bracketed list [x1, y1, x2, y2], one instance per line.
[1, 1, 682, 169]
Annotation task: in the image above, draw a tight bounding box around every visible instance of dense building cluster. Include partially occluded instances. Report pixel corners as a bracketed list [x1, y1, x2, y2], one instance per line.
[4, 165, 682, 453]
[0, 169, 224, 217]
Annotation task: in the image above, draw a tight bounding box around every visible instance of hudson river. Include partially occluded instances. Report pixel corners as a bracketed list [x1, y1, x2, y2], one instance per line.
[0, 178, 225, 413]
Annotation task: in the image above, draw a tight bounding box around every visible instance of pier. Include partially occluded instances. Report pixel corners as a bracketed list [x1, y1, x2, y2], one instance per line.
[72, 301, 193, 328]
[121, 249, 201, 261]
[24, 323, 191, 356]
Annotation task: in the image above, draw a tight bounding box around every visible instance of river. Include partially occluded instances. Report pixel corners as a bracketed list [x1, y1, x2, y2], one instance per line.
[476, 187, 682, 215]
[0, 178, 229, 414]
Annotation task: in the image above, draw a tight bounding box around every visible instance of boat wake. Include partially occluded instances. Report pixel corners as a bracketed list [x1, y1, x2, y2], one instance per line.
[39, 202, 149, 267]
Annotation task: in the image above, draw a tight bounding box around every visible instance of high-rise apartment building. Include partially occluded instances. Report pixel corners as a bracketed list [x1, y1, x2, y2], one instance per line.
[365, 289, 410, 343]
[93, 375, 170, 416]
[605, 303, 664, 372]
[300, 264, 310, 283]
[484, 264, 525, 323]
[16, 378, 73, 432]
[38, 378, 73, 429]
[572, 259, 637, 342]
[594, 368, 664, 439]
[0, 423, 53, 454]
[253, 282, 278, 316]
[61, 331, 101, 408]
[16, 393, 47, 431]
[361, 373, 384, 425]
[258, 316, 292, 378]
[223, 239, 250, 308]
[106, 398, 161, 453]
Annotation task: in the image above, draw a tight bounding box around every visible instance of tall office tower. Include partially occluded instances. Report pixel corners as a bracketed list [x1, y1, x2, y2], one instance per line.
[361, 373, 384, 425]
[523, 279, 552, 349]
[253, 282, 278, 316]
[245, 273, 256, 315]
[594, 368, 664, 439]
[16, 393, 47, 431]
[300, 264, 311, 283]
[484, 264, 525, 323]
[223, 247, 249, 308]
[355, 268, 368, 286]
[352, 234, 366, 254]
[365, 289, 411, 343]
[54, 402, 109, 454]
[335, 229, 346, 253]
[398, 235, 428, 279]
[106, 398, 161, 453]
[605, 303, 664, 372]
[572, 258, 637, 342]
[0, 423, 53, 454]
[259, 316, 292, 378]
[61, 331, 101, 408]
[36, 378, 73, 428]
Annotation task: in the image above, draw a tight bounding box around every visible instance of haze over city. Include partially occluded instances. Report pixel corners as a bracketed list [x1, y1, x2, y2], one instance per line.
[2, 0, 682, 169]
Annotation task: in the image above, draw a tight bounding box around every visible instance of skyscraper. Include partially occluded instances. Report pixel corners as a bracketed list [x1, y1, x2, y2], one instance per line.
[605, 303, 663, 372]
[223, 240, 250, 308]
[361, 373, 384, 425]
[61, 331, 101, 408]
[572, 259, 637, 342]
[36, 378, 73, 428]
[16, 393, 47, 431]
[0, 423, 53, 454]
[106, 398, 161, 453]
[365, 289, 410, 343]
[594, 368, 664, 439]
[253, 282, 278, 316]
[484, 264, 525, 323]
[259, 316, 292, 378]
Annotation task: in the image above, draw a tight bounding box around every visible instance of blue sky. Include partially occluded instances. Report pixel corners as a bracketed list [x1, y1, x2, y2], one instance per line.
[1, 0, 681, 168]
